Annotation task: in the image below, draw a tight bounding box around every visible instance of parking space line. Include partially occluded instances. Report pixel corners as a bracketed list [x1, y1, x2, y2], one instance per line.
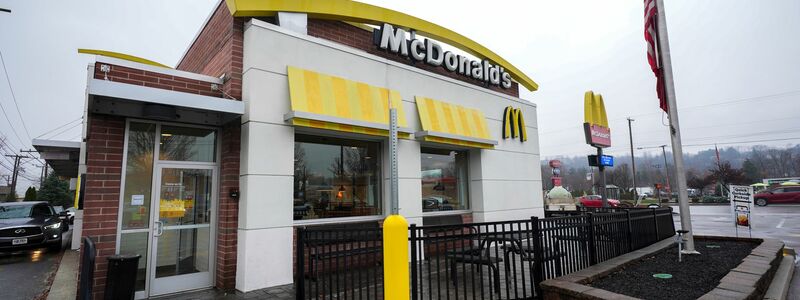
[776, 218, 786, 228]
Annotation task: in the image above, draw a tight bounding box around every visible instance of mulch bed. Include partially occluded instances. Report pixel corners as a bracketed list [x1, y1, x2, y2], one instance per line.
[590, 239, 758, 300]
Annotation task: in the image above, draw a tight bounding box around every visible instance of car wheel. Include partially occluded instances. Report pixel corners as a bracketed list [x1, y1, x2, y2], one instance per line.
[755, 198, 768, 207]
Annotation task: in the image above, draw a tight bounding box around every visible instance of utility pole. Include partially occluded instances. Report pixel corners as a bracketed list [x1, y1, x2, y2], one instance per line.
[627, 117, 638, 202]
[20, 149, 44, 188]
[659, 145, 671, 197]
[4, 154, 29, 201]
[655, 0, 696, 253]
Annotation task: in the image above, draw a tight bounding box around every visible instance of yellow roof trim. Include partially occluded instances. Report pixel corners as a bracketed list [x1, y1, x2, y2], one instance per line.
[78, 49, 171, 69]
[225, 0, 538, 91]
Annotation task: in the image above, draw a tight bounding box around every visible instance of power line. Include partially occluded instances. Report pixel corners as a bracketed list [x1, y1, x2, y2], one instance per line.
[35, 116, 82, 139]
[540, 89, 800, 135]
[0, 50, 31, 141]
[47, 121, 82, 140]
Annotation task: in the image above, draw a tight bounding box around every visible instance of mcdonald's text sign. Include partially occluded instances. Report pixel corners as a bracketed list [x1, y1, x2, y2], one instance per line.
[583, 91, 611, 148]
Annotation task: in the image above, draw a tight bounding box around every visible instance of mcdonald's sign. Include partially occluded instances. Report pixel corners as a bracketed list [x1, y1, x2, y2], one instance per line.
[502, 106, 527, 142]
[583, 91, 611, 147]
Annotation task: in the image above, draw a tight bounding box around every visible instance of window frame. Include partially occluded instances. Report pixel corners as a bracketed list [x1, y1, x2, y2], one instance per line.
[292, 133, 385, 224]
[420, 147, 470, 215]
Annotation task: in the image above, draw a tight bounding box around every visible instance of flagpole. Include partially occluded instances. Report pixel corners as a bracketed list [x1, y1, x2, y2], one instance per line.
[655, 0, 698, 253]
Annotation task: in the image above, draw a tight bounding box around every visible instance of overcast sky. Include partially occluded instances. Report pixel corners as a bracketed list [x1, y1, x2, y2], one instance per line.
[0, 0, 799, 193]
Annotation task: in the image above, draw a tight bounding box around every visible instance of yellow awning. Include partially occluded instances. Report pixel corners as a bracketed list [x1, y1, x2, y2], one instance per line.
[286, 66, 411, 138]
[415, 96, 497, 149]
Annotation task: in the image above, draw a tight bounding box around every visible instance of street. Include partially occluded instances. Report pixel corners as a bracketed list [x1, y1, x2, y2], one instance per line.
[0, 229, 71, 300]
[671, 204, 800, 298]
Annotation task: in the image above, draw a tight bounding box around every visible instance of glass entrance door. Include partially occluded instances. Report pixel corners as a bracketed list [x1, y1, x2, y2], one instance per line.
[149, 165, 216, 296]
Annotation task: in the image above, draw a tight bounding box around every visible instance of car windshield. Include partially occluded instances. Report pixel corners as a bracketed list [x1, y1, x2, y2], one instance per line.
[0, 205, 34, 219]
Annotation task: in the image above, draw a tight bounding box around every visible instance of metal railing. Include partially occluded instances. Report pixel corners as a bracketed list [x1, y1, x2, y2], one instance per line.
[294, 207, 675, 300]
[296, 225, 384, 299]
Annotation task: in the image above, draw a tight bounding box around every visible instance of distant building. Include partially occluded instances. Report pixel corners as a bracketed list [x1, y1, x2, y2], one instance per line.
[0, 185, 11, 200]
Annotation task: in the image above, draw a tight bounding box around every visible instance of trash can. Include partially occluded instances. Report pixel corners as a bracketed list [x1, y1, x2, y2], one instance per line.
[104, 254, 141, 300]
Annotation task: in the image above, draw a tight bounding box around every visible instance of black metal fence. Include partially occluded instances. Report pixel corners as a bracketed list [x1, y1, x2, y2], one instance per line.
[295, 207, 675, 300]
[296, 225, 384, 299]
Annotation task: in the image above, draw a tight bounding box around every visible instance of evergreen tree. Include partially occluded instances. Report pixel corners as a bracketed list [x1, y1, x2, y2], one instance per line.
[39, 173, 72, 208]
[24, 186, 37, 201]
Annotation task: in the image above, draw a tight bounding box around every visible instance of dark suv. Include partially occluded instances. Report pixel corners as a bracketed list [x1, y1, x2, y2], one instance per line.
[753, 186, 800, 206]
[0, 201, 67, 252]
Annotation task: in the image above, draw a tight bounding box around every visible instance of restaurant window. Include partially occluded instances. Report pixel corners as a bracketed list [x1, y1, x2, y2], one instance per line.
[421, 148, 469, 212]
[293, 134, 381, 220]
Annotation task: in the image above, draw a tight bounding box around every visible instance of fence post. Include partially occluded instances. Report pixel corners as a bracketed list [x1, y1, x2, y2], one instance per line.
[625, 210, 632, 252]
[652, 208, 659, 241]
[383, 215, 409, 300]
[531, 216, 544, 297]
[587, 213, 597, 265]
[409, 224, 418, 300]
[296, 227, 305, 300]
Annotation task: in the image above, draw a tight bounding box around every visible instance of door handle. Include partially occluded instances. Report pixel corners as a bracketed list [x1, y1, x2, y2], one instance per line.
[154, 221, 164, 237]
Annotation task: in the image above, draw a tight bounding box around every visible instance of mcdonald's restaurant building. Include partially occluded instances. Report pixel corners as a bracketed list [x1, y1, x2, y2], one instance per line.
[74, 1, 543, 298]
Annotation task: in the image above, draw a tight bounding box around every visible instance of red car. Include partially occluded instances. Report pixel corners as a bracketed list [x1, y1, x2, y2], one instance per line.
[577, 195, 620, 208]
[754, 186, 800, 206]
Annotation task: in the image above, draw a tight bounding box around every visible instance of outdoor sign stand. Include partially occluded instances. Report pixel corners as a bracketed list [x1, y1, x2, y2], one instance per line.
[583, 91, 613, 207]
[729, 185, 753, 238]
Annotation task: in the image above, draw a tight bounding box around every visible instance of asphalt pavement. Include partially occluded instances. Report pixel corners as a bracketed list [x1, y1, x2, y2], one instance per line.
[0, 229, 72, 300]
[670, 204, 800, 298]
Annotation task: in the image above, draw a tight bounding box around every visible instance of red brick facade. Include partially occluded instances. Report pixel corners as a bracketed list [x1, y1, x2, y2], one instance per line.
[177, 2, 244, 101]
[176, 1, 243, 290]
[92, 63, 223, 98]
[81, 114, 126, 300]
[306, 19, 521, 97]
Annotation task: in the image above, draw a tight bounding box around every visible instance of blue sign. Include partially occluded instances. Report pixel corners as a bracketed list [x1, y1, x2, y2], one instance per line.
[599, 155, 614, 167]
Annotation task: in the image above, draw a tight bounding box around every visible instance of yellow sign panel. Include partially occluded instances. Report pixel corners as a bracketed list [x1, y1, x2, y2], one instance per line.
[583, 91, 608, 127]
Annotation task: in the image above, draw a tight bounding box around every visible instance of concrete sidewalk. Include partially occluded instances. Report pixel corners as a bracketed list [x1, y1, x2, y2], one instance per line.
[47, 249, 79, 300]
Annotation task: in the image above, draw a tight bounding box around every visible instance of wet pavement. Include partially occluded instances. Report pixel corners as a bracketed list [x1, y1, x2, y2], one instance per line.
[670, 204, 800, 299]
[0, 229, 71, 300]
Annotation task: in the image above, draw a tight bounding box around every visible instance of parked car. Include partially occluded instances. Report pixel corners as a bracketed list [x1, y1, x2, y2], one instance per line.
[52, 205, 75, 225]
[576, 195, 620, 208]
[753, 186, 800, 206]
[0, 201, 67, 252]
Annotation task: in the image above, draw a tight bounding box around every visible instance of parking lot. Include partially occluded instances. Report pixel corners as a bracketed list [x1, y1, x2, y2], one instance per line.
[671, 204, 800, 298]
[0, 229, 71, 300]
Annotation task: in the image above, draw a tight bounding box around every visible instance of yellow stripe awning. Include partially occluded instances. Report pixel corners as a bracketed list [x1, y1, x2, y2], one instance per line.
[286, 66, 410, 138]
[415, 96, 497, 149]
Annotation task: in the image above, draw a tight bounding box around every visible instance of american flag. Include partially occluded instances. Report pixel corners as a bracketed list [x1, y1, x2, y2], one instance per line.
[644, 0, 668, 112]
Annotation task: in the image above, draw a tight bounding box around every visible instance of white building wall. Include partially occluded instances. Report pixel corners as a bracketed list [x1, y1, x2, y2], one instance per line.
[237, 19, 543, 292]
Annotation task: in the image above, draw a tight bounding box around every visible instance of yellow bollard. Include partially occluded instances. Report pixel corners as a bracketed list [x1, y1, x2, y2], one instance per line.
[383, 214, 409, 300]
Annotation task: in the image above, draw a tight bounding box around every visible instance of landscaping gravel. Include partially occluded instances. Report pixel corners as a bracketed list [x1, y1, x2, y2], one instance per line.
[590, 239, 758, 300]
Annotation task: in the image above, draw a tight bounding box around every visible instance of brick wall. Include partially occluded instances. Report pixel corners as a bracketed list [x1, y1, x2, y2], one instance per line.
[216, 121, 240, 289]
[93, 63, 223, 98]
[177, 1, 243, 100]
[81, 114, 125, 300]
[176, 0, 243, 290]
[306, 19, 520, 97]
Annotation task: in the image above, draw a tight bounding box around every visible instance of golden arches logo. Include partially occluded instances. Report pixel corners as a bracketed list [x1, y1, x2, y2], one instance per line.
[502, 106, 527, 142]
[584, 91, 608, 127]
[583, 91, 611, 147]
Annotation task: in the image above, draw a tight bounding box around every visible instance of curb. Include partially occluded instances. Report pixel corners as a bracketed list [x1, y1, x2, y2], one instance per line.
[46, 250, 79, 300]
[764, 248, 796, 300]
